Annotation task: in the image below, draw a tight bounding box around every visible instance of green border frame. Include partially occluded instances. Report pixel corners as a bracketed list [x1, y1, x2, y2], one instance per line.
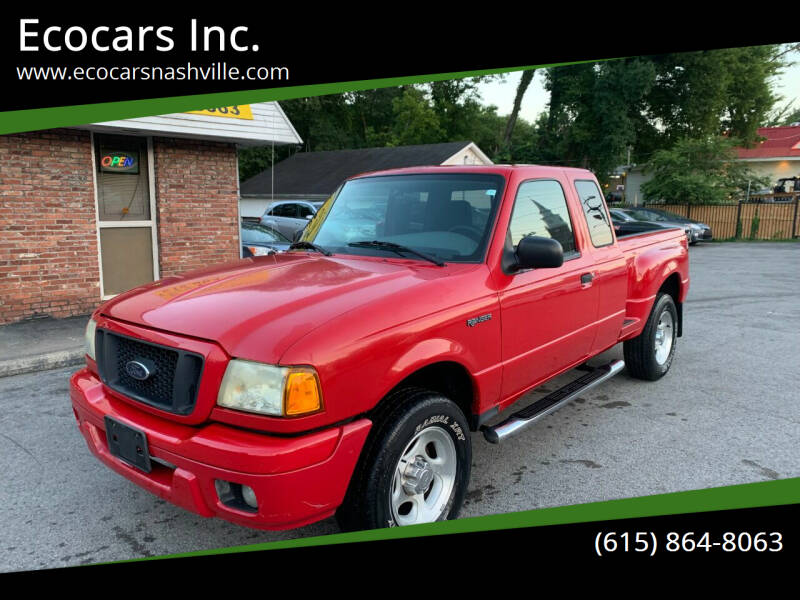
[102, 477, 798, 565]
[0, 60, 608, 135]
[6, 57, 796, 566]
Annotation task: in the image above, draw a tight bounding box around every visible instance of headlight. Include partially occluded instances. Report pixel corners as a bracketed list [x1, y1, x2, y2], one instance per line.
[84, 318, 97, 361]
[217, 359, 323, 417]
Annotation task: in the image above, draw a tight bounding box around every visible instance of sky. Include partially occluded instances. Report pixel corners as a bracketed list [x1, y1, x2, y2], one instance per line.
[478, 50, 800, 124]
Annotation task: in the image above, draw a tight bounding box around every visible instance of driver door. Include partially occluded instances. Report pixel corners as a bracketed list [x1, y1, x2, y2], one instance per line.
[498, 179, 599, 398]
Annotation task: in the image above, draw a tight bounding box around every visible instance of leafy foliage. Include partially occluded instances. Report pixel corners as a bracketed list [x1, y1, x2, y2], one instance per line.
[238, 45, 788, 184]
[640, 136, 770, 204]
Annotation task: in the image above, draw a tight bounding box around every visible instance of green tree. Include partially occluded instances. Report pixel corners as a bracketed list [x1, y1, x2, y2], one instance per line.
[344, 87, 404, 147]
[639, 46, 782, 154]
[387, 87, 444, 146]
[719, 46, 782, 144]
[239, 76, 504, 180]
[238, 94, 358, 180]
[533, 46, 783, 174]
[640, 136, 769, 204]
[780, 106, 800, 126]
[538, 59, 654, 175]
[500, 69, 536, 154]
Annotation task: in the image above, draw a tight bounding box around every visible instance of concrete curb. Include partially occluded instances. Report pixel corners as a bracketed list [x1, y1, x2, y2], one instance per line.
[0, 349, 84, 378]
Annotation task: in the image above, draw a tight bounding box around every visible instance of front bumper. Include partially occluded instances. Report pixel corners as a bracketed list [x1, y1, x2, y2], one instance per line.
[70, 368, 371, 530]
[690, 227, 712, 242]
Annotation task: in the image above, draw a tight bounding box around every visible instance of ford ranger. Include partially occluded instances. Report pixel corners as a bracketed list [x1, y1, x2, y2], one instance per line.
[70, 165, 689, 531]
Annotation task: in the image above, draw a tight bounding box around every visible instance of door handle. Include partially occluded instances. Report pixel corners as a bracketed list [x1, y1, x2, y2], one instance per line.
[580, 272, 594, 285]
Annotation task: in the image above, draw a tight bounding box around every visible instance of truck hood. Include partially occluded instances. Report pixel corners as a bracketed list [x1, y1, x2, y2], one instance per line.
[101, 253, 453, 363]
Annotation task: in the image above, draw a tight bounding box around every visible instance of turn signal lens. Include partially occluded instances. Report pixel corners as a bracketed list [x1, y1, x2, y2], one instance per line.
[284, 369, 322, 416]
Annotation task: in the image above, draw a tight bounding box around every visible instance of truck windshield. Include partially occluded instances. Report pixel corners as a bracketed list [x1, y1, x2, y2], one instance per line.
[299, 173, 505, 263]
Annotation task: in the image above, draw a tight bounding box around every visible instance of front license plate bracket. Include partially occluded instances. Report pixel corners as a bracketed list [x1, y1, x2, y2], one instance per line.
[104, 416, 152, 473]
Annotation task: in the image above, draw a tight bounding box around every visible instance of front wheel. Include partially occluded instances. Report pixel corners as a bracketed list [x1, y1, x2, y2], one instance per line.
[336, 388, 471, 531]
[623, 292, 678, 381]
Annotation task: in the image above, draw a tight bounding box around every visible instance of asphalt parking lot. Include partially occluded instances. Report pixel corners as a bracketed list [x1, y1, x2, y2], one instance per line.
[2, 241, 798, 572]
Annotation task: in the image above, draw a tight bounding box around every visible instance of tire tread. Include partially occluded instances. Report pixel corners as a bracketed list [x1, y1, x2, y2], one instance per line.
[623, 292, 676, 381]
[336, 386, 469, 531]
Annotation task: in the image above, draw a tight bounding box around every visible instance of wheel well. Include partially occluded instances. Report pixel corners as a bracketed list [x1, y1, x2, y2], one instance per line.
[371, 361, 475, 428]
[658, 273, 683, 336]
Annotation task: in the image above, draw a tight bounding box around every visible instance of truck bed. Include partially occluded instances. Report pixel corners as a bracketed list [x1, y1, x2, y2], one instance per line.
[616, 226, 686, 253]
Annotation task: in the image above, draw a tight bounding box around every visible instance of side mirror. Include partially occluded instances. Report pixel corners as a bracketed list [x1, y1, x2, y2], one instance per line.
[305, 214, 313, 220]
[515, 236, 563, 270]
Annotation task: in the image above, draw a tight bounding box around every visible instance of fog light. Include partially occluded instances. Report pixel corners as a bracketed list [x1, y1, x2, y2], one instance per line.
[215, 480, 232, 498]
[241, 485, 258, 509]
[215, 479, 258, 512]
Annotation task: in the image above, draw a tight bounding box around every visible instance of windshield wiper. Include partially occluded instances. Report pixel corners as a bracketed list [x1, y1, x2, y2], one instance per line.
[348, 240, 445, 267]
[288, 241, 332, 256]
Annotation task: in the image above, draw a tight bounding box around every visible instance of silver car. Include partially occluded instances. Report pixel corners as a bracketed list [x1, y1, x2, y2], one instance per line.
[259, 201, 325, 239]
[623, 207, 712, 245]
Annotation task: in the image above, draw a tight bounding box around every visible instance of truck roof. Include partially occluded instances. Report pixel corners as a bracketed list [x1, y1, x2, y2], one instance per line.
[346, 164, 595, 181]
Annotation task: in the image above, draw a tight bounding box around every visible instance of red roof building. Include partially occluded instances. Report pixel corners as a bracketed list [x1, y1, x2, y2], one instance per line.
[736, 125, 800, 159]
[734, 125, 800, 188]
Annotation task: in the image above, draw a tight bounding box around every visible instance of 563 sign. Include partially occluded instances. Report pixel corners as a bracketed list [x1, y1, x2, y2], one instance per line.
[186, 105, 254, 120]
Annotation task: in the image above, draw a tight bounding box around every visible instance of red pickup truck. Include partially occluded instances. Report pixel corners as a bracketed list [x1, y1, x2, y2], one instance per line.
[70, 165, 689, 531]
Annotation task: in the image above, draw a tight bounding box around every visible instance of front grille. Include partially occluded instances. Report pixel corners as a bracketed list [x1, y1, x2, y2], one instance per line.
[115, 336, 178, 405]
[95, 329, 204, 415]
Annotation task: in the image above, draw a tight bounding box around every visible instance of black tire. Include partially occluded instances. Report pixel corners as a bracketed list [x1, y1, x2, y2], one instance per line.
[336, 387, 471, 532]
[623, 292, 678, 381]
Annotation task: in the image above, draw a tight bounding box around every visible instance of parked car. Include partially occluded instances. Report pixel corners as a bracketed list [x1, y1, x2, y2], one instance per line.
[620, 207, 711, 244]
[241, 222, 292, 257]
[609, 208, 675, 238]
[73, 165, 689, 532]
[259, 201, 325, 239]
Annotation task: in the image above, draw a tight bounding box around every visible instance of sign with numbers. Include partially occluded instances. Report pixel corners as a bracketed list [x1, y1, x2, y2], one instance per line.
[185, 105, 254, 120]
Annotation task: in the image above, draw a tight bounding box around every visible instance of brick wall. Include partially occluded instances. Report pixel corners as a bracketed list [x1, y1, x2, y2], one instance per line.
[153, 137, 240, 277]
[0, 129, 100, 324]
[0, 132, 241, 325]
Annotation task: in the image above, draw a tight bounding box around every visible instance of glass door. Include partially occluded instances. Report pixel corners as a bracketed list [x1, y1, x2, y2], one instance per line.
[93, 133, 158, 298]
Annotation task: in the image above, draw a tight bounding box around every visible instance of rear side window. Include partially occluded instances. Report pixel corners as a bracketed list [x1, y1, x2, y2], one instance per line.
[297, 204, 313, 218]
[272, 203, 298, 217]
[508, 180, 577, 255]
[574, 180, 613, 247]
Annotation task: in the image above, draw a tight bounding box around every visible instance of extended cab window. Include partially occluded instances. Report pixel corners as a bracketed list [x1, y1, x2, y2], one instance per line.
[508, 180, 577, 255]
[575, 180, 613, 247]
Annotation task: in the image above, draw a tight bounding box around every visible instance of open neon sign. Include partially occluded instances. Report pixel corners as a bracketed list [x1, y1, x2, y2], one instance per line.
[100, 151, 138, 173]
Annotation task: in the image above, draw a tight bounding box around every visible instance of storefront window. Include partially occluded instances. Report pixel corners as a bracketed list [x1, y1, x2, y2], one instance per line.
[96, 135, 150, 221]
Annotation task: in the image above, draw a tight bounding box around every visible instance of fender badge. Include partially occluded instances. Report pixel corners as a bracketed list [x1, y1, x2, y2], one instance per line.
[466, 314, 492, 328]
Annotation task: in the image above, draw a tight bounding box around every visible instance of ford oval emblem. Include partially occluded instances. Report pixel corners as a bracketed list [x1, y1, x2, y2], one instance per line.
[125, 360, 151, 381]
